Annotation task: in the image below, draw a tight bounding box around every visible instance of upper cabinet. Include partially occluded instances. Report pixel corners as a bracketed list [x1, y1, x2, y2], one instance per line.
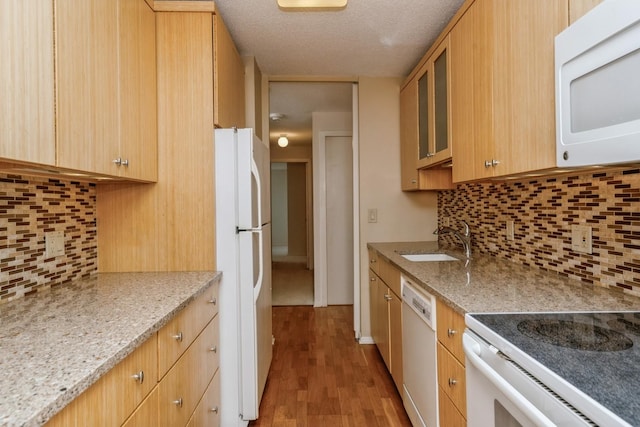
[0, 0, 56, 166]
[214, 14, 246, 129]
[56, 0, 157, 181]
[416, 36, 452, 169]
[451, 0, 568, 182]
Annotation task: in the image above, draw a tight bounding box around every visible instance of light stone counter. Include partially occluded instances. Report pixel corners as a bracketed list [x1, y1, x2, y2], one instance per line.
[368, 241, 640, 314]
[0, 271, 220, 427]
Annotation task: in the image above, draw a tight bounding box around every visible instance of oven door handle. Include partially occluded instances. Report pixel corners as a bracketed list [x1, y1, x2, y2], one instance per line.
[463, 333, 556, 427]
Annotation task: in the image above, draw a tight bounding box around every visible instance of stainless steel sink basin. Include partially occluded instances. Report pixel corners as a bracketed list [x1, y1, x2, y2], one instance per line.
[401, 253, 460, 262]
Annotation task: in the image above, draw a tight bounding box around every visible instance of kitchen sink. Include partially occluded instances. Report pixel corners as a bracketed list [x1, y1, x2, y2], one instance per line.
[401, 253, 460, 262]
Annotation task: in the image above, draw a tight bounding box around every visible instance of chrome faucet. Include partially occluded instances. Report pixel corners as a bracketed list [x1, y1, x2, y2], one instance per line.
[434, 220, 472, 258]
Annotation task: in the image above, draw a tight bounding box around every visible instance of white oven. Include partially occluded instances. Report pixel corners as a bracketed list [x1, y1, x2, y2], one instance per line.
[464, 313, 636, 427]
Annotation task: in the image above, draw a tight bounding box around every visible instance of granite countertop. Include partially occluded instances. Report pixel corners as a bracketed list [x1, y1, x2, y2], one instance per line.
[0, 271, 221, 427]
[368, 241, 640, 314]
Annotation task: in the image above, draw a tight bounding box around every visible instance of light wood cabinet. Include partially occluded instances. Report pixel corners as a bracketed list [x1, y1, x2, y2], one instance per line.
[451, 0, 568, 182]
[416, 35, 452, 169]
[46, 283, 219, 427]
[368, 252, 403, 391]
[46, 334, 158, 426]
[187, 371, 221, 427]
[214, 13, 246, 128]
[569, 0, 602, 23]
[0, 0, 55, 166]
[56, 0, 157, 181]
[399, 79, 420, 190]
[436, 299, 467, 422]
[158, 316, 219, 427]
[158, 284, 219, 377]
[439, 389, 467, 427]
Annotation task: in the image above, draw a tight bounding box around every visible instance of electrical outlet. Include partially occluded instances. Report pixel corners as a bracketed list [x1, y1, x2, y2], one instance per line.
[442, 216, 450, 227]
[368, 208, 378, 223]
[571, 225, 592, 254]
[506, 220, 515, 241]
[45, 231, 65, 258]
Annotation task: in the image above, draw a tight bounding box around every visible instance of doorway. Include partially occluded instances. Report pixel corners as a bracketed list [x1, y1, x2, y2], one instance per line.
[270, 161, 313, 306]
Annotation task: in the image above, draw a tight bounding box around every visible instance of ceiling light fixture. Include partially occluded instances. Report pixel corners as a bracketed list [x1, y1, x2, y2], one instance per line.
[277, 135, 289, 147]
[277, 0, 347, 11]
[269, 113, 285, 121]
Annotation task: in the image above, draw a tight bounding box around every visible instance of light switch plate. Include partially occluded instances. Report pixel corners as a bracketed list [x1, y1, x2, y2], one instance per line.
[368, 208, 377, 223]
[45, 231, 65, 258]
[571, 225, 592, 254]
[442, 216, 451, 227]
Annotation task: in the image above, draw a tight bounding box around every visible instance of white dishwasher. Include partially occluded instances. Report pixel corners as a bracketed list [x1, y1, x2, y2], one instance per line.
[401, 274, 439, 427]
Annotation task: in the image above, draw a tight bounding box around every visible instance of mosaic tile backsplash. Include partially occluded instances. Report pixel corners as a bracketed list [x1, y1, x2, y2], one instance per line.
[438, 168, 640, 298]
[0, 174, 97, 302]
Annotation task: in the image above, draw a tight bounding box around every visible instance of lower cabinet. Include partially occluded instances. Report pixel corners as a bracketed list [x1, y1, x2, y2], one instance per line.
[46, 283, 219, 427]
[368, 256, 403, 392]
[436, 299, 467, 424]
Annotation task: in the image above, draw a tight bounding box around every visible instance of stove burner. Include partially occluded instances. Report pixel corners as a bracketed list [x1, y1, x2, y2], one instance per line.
[517, 319, 633, 352]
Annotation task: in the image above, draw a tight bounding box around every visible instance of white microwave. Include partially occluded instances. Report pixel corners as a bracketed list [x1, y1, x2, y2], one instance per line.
[555, 0, 640, 167]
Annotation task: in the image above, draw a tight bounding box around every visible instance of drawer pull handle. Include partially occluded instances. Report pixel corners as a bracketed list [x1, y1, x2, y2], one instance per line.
[447, 328, 457, 337]
[209, 346, 217, 353]
[384, 294, 392, 301]
[370, 277, 376, 282]
[173, 332, 183, 342]
[173, 398, 183, 408]
[448, 378, 457, 386]
[132, 370, 144, 384]
[209, 297, 217, 305]
[210, 406, 219, 414]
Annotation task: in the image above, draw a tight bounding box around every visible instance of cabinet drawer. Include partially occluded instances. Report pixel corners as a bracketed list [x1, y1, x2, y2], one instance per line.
[187, 371, 221, 427]
[158, 316, 219, 427]
[158, 284, 218, 377]
[378, 257, 401, 297]
[437, 343, 466, 418]
[45, 334, 157, 426]
[438, 388, 466, 427]
[368, 248, 379, 275]
[436, 299, 465, 364]
[122, 387, 159, 427]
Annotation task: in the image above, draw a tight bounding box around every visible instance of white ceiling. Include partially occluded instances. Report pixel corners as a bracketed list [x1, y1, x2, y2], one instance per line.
[213, 0, 465, 145]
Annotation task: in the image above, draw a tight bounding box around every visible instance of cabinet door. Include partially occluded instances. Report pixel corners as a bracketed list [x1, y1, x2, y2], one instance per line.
[388, 291, 403, 392]
[399, 80, 420, 191]
[416, 62, 431, 167]
[122, 388, 159, 427]
[187, 372, 221, 427]
[56, 0, 120, 176]
[491, 0, 567, 177]
[118, 0, 158, 181]
[213, 13, 246, 128]
[430, 35, 452, 165]
[0, 0, 55, 165]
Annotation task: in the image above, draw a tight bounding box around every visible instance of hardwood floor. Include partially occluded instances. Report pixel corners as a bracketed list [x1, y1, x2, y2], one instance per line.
[250, 305, 412, 427]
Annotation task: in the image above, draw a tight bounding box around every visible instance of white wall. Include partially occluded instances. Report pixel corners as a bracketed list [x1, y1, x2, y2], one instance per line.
[358, 77, 438, 339]
[271, 163, 288, 249]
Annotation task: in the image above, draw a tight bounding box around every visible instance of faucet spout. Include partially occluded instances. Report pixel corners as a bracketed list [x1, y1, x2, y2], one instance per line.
[434, 220, 472, 258]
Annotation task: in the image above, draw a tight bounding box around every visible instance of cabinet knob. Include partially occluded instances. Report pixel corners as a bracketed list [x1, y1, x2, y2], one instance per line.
[113, 157, 123, 166]
[173, 398, 183, 408]
[209, 297, 217, 305]
[370, 259, 376, 264]
[122, 158, 129, 167]
[447, 328, 457, 337]
[448, 378, 457, 386]
[411, 179, 417, 184]
[132, 370, 144, 384]
[209, 407, 219, 414]
[484, 160, 492, 168]
[172, 332, 183, 342]
[484, 159, 500, 168]
[209, 345, 217, 353]
[370, 277, 376, 282]
[384, 294, 392, 302]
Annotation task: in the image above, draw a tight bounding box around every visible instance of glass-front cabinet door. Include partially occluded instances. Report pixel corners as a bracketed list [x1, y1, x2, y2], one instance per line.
[417, 35, 452, 168]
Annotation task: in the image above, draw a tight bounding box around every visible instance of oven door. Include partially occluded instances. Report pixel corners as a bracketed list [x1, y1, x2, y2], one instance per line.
[463, 331, 593, 427]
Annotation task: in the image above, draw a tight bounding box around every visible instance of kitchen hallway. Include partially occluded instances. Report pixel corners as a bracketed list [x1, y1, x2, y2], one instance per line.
[249, 305, 411, 426]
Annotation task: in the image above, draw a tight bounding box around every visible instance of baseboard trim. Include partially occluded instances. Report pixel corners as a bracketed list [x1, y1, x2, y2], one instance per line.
[358, 336, 375, 345]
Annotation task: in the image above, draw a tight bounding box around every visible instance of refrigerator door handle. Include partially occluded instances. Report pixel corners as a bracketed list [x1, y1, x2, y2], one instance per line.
[251, 155, 263, 227]
[252, 228, 264, 302]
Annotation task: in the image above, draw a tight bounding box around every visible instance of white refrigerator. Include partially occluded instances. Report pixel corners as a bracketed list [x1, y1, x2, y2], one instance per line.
[215, 128, 272, 426]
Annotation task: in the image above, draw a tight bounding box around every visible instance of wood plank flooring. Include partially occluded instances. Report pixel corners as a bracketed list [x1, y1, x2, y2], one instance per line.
[249, 305, 412, 427]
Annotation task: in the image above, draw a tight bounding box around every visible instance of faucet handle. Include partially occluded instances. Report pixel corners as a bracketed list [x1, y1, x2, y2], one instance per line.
[461, 220, 470, 236]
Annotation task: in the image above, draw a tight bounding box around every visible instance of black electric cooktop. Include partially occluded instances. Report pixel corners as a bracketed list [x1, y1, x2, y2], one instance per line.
[469, 311, 640, 426]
